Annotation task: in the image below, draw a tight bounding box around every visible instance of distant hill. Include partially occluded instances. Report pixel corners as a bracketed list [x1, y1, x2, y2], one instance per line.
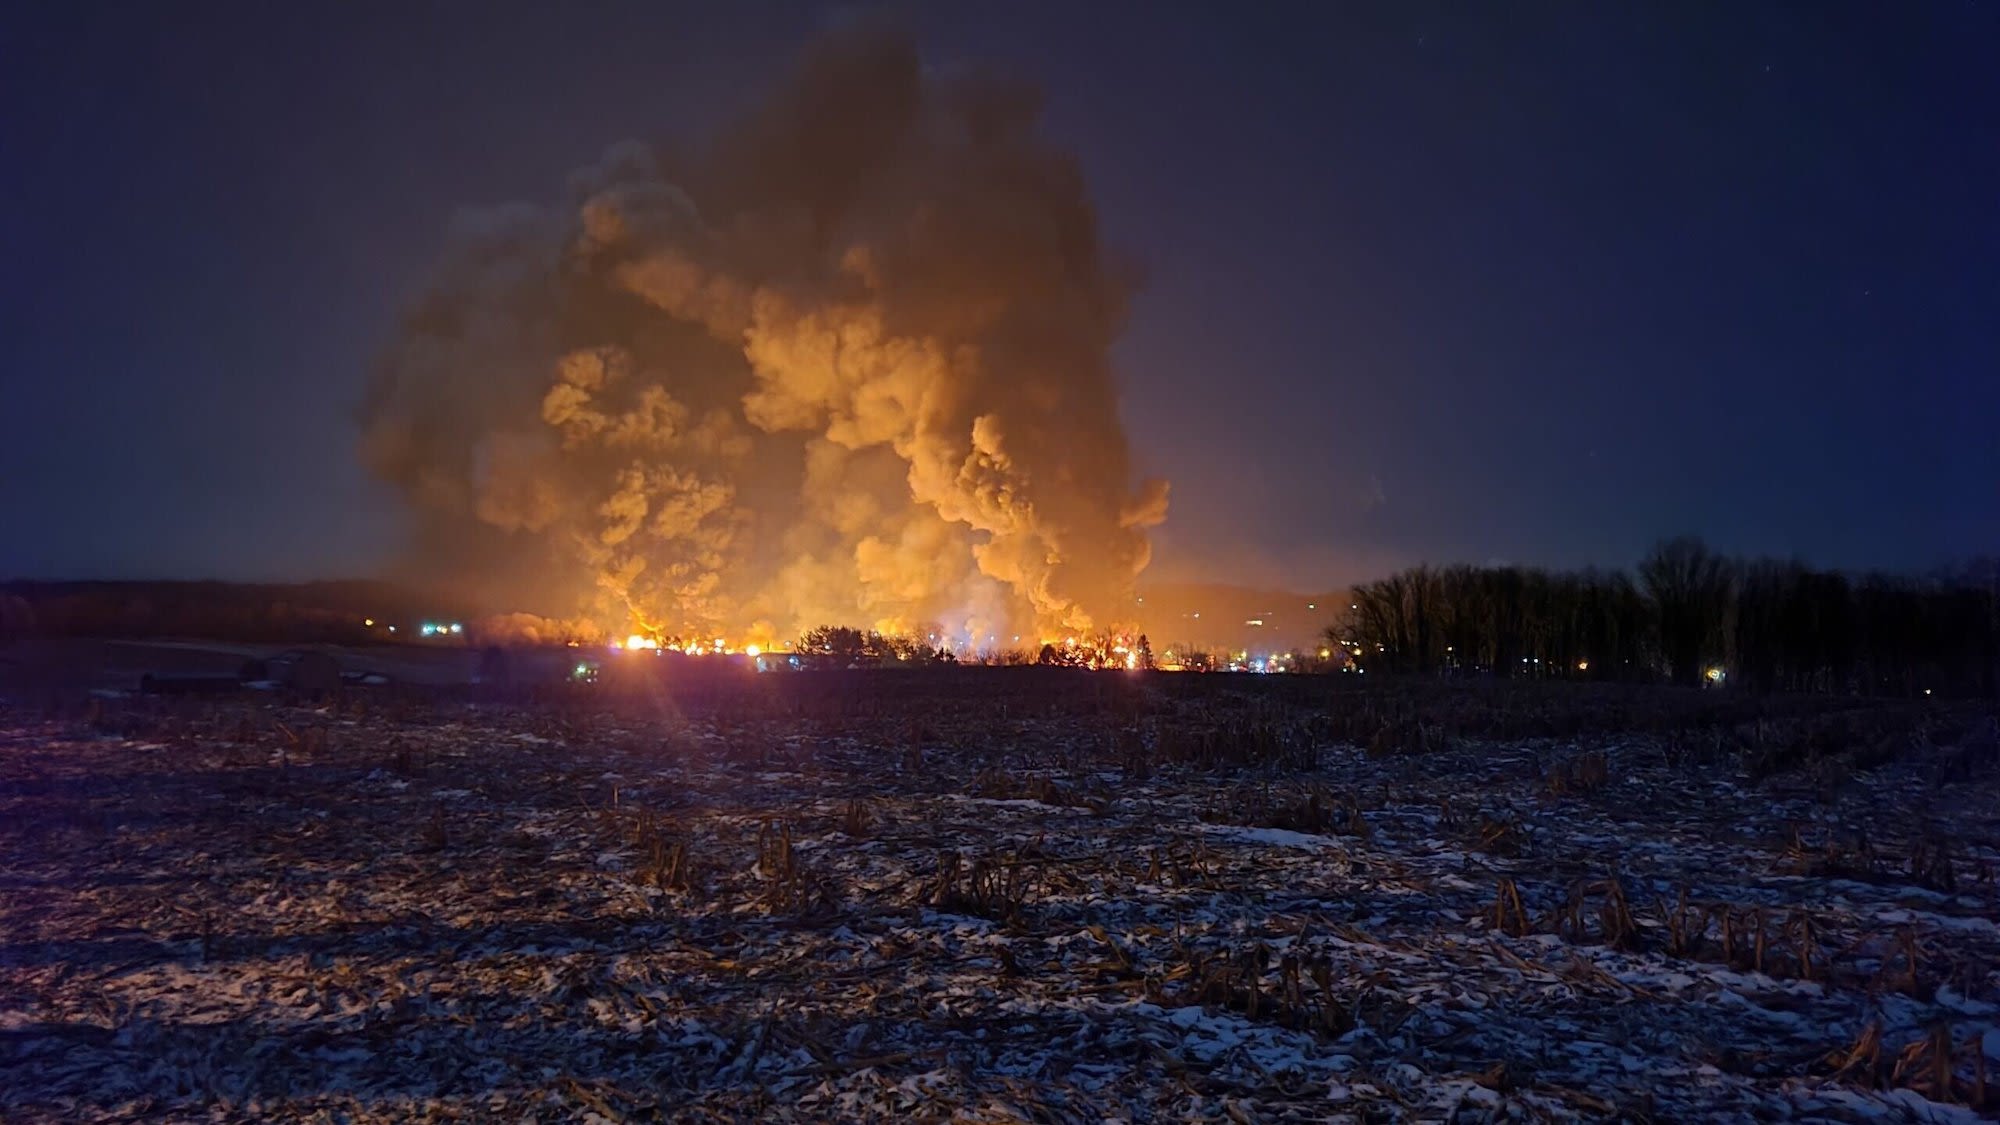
[0, 578, 475, 643]
[0, 577, 1357, 655]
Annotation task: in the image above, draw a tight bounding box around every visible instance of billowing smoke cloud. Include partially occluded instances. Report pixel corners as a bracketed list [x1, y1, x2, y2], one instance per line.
[361, 29, 1167, 645]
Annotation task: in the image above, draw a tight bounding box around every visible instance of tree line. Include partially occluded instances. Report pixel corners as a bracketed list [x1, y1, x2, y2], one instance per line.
[795, 626, 960, 667]
[1335, 537, 1998, 698]
[793, 626, 1158, 670]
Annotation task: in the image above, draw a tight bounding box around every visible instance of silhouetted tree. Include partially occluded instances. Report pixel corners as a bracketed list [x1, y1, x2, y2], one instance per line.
[799, 625, 868, 667]
[1331, 542, 1994, 698]
[1639, 536, 1734, 687]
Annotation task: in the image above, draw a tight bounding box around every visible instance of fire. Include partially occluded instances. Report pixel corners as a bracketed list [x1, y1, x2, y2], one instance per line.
[573, 619, 1260, 675]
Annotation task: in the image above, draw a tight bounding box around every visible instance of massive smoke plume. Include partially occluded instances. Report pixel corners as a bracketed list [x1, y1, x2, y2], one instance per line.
[361, 30, 1167, 646]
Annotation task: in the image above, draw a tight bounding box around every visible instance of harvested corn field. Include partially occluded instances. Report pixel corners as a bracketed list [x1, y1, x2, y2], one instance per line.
[3, 673, 1998, 1122]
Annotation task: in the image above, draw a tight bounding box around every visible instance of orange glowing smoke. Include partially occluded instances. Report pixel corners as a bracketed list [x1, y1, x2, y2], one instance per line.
[361, 28, 1166, 645]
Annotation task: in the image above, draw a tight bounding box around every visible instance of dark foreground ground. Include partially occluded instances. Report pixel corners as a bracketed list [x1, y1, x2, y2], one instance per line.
[2, 665, 1997, 1122]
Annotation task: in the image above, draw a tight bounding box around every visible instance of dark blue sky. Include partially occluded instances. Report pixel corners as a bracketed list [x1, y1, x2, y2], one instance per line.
[4, 2, 1994, 589]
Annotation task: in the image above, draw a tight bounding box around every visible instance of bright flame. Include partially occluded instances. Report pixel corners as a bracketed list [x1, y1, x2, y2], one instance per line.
[625, 634, 659, 651]
[745, 644, 762, 657]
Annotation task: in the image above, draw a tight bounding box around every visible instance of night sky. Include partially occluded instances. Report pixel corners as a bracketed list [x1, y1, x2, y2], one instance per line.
[4, 2, 1994, 590]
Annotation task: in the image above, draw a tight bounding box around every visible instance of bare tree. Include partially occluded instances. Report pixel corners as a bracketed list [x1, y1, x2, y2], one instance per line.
[1638, 536, 1734, 687]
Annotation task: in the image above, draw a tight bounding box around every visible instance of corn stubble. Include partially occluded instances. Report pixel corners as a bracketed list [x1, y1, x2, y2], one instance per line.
[4, 676, 1995, 1119]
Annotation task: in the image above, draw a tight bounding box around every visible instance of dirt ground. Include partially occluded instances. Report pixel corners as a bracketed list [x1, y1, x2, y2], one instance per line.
[2, 671, 1996, 1121]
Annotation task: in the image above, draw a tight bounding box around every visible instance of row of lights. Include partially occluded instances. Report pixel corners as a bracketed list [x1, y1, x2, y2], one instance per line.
[360, 617, 457, 638]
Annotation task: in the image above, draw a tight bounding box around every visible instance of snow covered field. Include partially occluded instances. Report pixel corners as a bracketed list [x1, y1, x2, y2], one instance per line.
[2, 678, 1996, 1121]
